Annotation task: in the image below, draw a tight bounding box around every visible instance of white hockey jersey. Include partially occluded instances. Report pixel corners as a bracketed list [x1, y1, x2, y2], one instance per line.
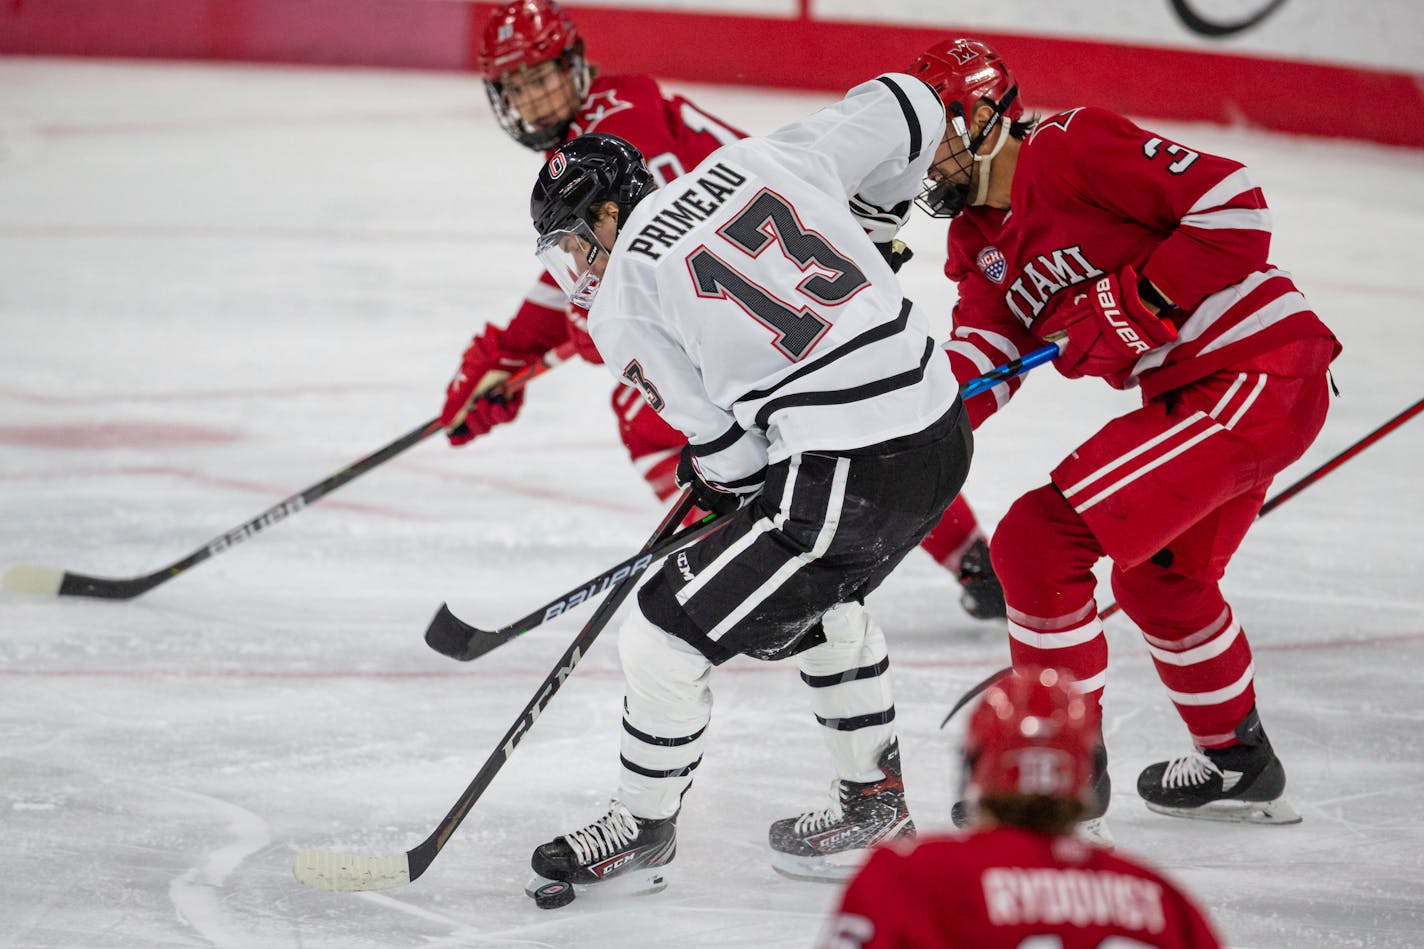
[587, 74, 959, 490]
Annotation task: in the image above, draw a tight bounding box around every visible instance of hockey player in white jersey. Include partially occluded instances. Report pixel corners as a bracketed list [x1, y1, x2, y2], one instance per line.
[523, 72, 971, 896]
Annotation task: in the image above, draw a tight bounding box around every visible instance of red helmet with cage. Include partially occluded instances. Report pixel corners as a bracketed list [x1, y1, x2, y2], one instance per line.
[479, 0, 591, 151]
[962, 667, 1098, 805]
[907, 38, 1022, 124]
[907, 38, 1024, 218]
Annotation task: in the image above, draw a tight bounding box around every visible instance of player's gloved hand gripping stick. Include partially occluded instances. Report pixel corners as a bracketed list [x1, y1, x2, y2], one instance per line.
[424, 337, 1068, 662]
[2, 343, 578, 600]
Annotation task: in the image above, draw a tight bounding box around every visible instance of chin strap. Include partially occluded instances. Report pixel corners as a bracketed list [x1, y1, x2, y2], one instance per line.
[971, 119, 1012, 207]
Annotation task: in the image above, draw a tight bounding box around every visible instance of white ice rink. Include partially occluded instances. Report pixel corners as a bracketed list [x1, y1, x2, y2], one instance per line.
[1, 57, 1422, 948]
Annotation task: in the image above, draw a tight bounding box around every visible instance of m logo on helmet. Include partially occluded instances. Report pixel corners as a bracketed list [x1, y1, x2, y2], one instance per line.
[497, 23, 514, 41]
[1009, 748, 1075, 796]
[948, 41, 981, 66]
[548, 151, 567, 178]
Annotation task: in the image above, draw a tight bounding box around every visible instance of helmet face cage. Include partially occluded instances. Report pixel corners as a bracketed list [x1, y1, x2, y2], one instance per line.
[530, 134, 657, 303]
[479, 0, 591, 151]
[908, 38, 1022, 218]
[960, 667, 1098, 813]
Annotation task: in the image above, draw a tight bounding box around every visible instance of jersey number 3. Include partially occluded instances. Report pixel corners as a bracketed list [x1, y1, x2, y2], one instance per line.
[688, 189, 869, 361]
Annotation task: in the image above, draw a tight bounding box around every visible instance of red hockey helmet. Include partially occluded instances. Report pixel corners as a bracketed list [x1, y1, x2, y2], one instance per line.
[907, 38, 1022, 124]
[962, 667, 1098, 805]
[479, 0, 591, 150]
[479, 0, 581, 78]
[907, 39, 1024, 218]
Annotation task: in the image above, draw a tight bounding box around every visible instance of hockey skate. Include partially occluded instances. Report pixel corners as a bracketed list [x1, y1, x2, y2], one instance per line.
[526, 800, 676, 903]
[957, 537, 1007, 621]
[769, 741, 915, 882]
[1137, 707, 1302, 825]
[950, 739, 1113, 845]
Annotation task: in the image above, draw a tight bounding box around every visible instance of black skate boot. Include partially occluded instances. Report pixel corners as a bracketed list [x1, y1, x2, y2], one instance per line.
[1137, 707, 1301, 825]
[527, 801, 676, 901]
[958, 538, 1007, 621]
[950, 736, 1112, 844]
[769, 741, 915, 882]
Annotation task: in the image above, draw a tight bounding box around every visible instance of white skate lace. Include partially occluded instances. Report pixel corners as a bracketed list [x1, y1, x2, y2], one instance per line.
[563, 802, 640, 865]
[1160, 752, 1222, 789]
[792, 780, 848, 835]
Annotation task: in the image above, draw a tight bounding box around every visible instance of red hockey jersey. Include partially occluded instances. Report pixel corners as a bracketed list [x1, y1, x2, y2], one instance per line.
[942, 107, 1339, 427]
[820, 826, 1223, 949]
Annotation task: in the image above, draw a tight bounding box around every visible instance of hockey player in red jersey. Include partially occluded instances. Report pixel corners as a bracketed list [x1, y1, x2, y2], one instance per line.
[440, 0, 1005, 619]
[910, 39, 1340, 825]
[819, 667, 1225, 948]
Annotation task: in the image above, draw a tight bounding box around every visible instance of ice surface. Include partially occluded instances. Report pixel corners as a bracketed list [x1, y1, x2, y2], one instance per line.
[1, 58, 1421, 948]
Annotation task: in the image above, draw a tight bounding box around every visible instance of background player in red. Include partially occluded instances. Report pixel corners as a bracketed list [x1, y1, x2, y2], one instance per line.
[440, 0, 1005, 620]
[909, 39, 1340, 825]
[819, 667, 1224, 948]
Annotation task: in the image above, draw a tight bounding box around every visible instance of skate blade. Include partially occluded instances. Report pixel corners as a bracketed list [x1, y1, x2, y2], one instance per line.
[1145, 795, 1302, 825]
[770, 849, 870, 883]
[524, 868, 669, 901]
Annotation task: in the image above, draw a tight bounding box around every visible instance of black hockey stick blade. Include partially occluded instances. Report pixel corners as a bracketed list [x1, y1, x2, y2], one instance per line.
[939, 664, 1012, 729]
[425, 510, 724, 661]
[2, 345, 576, 601]
[295, 492, 699, 892]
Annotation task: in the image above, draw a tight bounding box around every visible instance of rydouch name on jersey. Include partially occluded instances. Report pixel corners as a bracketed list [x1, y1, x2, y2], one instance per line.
[627, 162, 748, 261]
[982, 866, 1167, 934]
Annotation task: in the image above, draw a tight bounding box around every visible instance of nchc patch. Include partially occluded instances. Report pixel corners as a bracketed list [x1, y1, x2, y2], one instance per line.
[977, 246, 1008, 284]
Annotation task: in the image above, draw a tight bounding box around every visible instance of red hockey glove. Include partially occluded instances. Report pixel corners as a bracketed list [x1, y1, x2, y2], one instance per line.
[440, 325, 532, 446]
[566, 306, 603, 364]
[1037, 267, 1179, 382]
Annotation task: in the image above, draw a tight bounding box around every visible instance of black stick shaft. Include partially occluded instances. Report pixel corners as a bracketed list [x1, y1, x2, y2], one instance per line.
[405, 491, 698, 881]
[44, 346, 574, 599]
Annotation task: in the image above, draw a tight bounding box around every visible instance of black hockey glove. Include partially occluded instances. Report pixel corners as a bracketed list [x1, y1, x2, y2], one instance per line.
[876, 239, 914, 273]
[675, 445, 744, 517]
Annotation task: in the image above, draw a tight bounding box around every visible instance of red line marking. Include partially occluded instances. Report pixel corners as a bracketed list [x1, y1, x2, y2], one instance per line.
[31, 107, 485, 139]
[0, 224, 484, 244]
[0, 382, 402, 405]
[7, 632, 1418, 682]
[0, 465, 421, 518]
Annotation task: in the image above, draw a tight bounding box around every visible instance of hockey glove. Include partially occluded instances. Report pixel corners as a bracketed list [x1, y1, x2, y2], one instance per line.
[875, 239, 914, 274]
[675, 445, 745, 518]
[1037, 266, 1179, 383]
[566, 305, 603, 364]
[440, 325, 533, 446]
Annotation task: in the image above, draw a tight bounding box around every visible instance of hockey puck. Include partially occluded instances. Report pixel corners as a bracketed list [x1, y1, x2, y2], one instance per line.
[532, 880, 575, 910]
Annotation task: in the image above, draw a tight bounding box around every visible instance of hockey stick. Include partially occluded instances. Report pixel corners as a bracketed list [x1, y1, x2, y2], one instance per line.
[1, 343, 578, 600]
[942, 395, 1424, 720]
[292, 489, 699, 892]
[425, 510, 724, 661]
[423, 338, 1066, 662]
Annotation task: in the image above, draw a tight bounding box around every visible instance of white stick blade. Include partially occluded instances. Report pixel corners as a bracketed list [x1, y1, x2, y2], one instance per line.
[2, 565, 64, 596]
[292, 849, 411, 892]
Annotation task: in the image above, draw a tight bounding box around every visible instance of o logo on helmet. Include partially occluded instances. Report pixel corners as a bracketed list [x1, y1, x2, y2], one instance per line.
[549, 152, 567, 178]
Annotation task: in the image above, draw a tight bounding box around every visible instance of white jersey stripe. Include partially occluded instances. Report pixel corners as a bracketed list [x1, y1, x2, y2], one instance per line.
[1185, 167, 1258, 216]
[1221, 373, 1267, 429]
[1197, 290, 1313, 358]
[1073, 424, 1222, 514]
[1006, 615, 1105, 650]
[1146, 617, 1243, 668]
[1060, 411, 1210, 498]
[1166, 663, 1255, 706]
[675, 453, 801, 606]
[1180, 207, 1271, 231]
[706, 457, 850, 641]
[526, 280, 568, 310]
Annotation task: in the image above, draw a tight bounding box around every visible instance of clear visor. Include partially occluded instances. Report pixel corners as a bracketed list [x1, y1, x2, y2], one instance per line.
[535, 218, 609, 308]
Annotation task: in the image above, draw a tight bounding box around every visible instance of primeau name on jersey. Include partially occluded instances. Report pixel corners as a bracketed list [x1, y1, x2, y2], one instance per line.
[626, 162, 748, 261]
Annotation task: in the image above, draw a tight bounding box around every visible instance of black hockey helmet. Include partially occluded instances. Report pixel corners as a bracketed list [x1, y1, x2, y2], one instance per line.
[530, 133, 657, 238]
